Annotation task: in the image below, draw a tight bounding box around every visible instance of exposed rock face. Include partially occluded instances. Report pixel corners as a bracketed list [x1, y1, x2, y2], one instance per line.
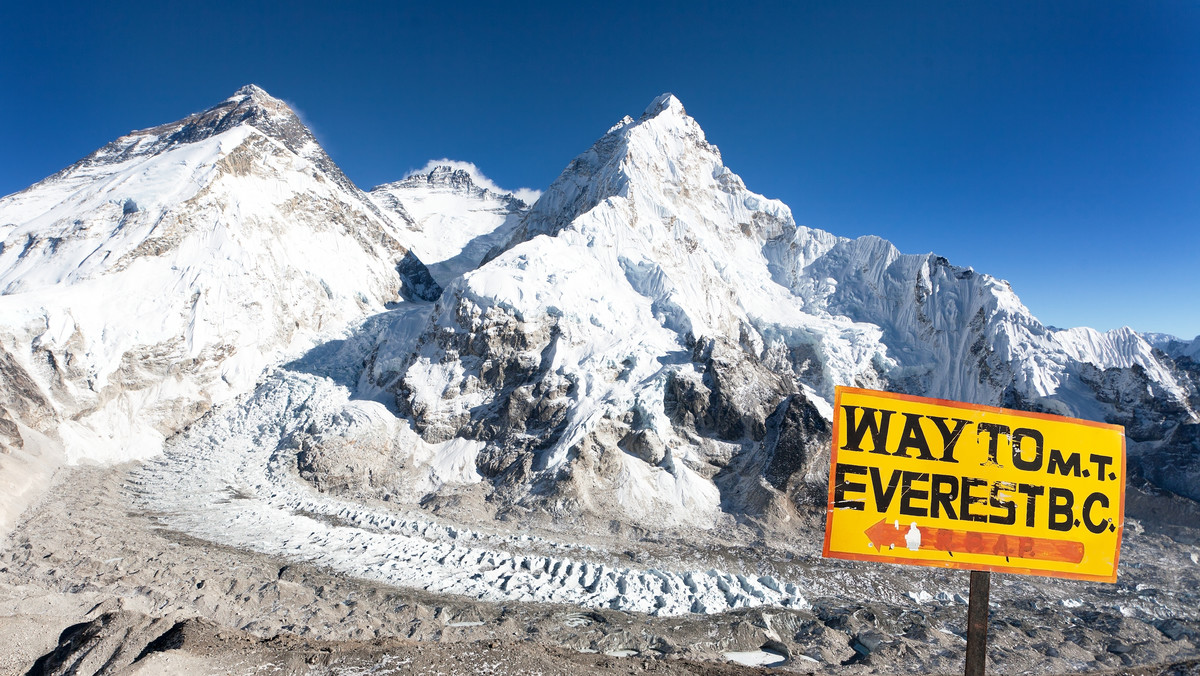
[291, 417, 399, 496]
[666, 337, 791, 444]
[765, 393, 833, 506]
[27, 610, 178, 676]
[0, 343, 54, 452]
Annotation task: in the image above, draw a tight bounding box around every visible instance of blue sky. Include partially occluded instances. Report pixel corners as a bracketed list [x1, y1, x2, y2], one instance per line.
[2, 1, 1197, 337]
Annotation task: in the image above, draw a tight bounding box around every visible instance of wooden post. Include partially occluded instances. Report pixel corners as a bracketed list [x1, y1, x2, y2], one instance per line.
[964, 570, 990, 676]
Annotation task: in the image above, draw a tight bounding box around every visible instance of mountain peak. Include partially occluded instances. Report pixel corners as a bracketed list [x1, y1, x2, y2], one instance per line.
[426, 164, 474, 179]
[224, 84, 291, 117]
[63, 84, 307, 171]
[232, 83, 273, 100]
[396, 164, 485, 194]
[215, 84, 297, 125]
[14, 84, 374, 223]
[488, 91, 771, 261]
[641, 93, 686, 120]
[380, 160, 539, 206]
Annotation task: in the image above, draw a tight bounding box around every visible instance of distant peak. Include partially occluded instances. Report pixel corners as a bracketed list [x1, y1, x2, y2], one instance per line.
[408, 165, 480, 191]
[401, 160, 490, 189]
[384, 159, 542, 205]
[233, 83, 271, 98]
[224, 84, 283, 108]
[212, 85, 297, 127]
[641, 93, 685, 120]
[427, 165, 470, 177]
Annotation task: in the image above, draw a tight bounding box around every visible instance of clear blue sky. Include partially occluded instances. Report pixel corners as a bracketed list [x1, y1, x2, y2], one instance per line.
[2, 1, 1197, 337]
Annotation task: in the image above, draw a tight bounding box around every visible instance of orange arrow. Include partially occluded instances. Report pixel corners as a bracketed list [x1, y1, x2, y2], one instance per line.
[864, 518, 1084, 564]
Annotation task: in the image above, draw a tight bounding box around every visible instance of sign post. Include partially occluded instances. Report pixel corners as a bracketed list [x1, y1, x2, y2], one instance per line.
[964, 570, 989, 676]
[823, 386, 1126, 674]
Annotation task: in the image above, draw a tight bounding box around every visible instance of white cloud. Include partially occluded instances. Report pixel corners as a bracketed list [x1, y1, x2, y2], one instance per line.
[405, 159, 542, 204]
[512, 187, 543, 204]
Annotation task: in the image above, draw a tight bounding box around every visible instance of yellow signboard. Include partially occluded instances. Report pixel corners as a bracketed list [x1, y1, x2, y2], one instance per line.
[823, 387, 1125, 582]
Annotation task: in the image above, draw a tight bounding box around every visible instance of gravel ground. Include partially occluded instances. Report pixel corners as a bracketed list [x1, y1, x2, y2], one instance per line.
[1, 464, 1198, 675]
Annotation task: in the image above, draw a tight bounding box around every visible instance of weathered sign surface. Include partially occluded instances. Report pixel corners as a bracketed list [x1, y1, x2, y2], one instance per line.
[823, 386, 1125, 582]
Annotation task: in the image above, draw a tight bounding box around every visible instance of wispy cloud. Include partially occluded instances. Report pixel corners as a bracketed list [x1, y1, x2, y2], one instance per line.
[283, 99, 327, 148]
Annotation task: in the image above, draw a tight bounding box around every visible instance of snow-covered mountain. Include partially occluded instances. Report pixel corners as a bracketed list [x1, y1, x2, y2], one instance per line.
[1144, 331, 1200, 363]
[369, 163, 532, 287]
[0, 85, 436, 463]
[346, 93, 1200, 530]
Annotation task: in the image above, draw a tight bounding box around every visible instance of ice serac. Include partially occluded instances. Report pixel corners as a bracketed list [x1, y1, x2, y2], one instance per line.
[0, 85, 435, 463]
[360, 92, 1199, 532]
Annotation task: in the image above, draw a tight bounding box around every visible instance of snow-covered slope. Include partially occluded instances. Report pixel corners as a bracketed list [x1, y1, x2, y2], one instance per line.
[768, 231, 1191, 418]
[0, 85, 433, 463]
[1144, 332, 1200, 362]
[369, 164, 531, 286]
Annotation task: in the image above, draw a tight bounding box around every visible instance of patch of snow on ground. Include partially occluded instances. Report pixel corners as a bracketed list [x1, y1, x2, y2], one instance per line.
[723, 648, 787, 667]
